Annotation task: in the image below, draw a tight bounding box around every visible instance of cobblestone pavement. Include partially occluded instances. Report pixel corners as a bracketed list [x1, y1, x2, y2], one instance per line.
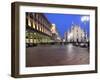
[26, 44, 89, 67]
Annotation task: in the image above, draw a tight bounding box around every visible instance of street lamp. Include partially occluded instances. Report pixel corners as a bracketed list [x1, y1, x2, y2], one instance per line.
[81, 16, 90, 42]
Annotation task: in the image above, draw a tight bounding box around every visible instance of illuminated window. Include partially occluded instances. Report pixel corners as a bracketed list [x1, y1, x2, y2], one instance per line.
[34, 39, 36, 43]
[33, 21, 35, 29]
[26, 39, 29, 43]
[40, 27, 41, 31]
[30, 39, 33, 43]
[28, 18, 31, 27]
[42, 27, 44, 32]
[29, 32, 33, 39]
[34, 32, 36, 35]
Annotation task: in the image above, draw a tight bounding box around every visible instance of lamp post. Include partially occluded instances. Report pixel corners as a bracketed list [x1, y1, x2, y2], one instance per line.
[81, 16, 89, 43]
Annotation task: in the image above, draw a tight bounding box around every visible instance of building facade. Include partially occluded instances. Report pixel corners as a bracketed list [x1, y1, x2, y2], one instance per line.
[26, 12, 53, 46]
[65, 24, 88, 43]
[51, 24, 61, 42]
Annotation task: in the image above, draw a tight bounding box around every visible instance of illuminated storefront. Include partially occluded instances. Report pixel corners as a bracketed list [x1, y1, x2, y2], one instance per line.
[26, 12, 53, 47]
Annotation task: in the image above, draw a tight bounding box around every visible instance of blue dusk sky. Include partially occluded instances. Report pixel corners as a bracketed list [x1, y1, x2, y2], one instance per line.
[44, 13, 90, 38]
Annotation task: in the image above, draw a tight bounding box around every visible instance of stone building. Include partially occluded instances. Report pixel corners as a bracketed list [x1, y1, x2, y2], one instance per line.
[65, 24, 88, 43]
[51, 24, 61, 42]
[26, 12, 53, 46]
